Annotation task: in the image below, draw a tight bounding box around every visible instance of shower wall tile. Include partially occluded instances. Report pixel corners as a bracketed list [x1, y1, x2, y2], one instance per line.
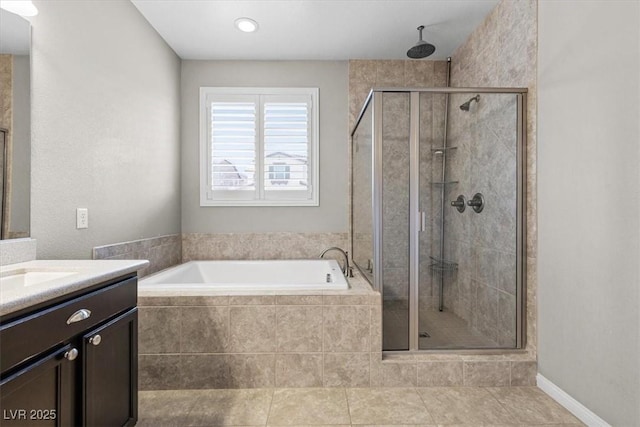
[375, 60, 405, 86]
[93, 234, 181, 278]
[405, 60, 435, 87]
[181, 232, 349, 261]
[497, 291, 517, 347]
[445, 0, 537, 354]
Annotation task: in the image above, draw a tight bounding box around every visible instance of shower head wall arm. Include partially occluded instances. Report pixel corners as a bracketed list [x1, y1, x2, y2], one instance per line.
[459, 94, 480, 111]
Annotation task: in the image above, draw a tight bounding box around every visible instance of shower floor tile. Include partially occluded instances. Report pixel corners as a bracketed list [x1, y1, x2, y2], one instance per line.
[420, 309, 498, 349]
[382, 301, 497, 350]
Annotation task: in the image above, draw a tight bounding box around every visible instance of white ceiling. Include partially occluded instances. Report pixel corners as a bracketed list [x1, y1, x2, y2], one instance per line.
[131, 0, 499, 61]
[0, 9, 30, 55]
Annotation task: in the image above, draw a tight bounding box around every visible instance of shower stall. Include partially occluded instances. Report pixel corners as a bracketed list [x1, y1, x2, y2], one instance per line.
[351, 87, 527, 351]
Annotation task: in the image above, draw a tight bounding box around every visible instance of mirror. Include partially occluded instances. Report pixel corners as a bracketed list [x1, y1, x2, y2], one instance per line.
[0, 9, 30, 239]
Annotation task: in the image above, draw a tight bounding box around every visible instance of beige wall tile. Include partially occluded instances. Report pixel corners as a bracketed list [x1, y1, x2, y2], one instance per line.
[463, 361, 510, 387]
[323, 353, 370, 387]
[229, 305, 276, 353]
[180, 354, 230, 389]
[93, 234, 181, 277]
[229, 295, 275, 305]
[275, 354, 324, 387]
[138, 355, 181, 390]
[417, 361, 464, 386]
[276, 295, 323, 305]
[180, 306, 229, 353]
[138, 307, 181, 354]
[276, 305, 323, 352]
[380, 360, 417, 387]
[510, 360, 537, 386]
[370, 305, 382, 352]
[323, 305, 370, 352]
[226, 354, 275, 388]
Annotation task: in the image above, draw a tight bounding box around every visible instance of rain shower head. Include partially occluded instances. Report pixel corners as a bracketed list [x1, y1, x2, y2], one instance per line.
[460, 95, 480, 111]
[407, 26, 436, 59]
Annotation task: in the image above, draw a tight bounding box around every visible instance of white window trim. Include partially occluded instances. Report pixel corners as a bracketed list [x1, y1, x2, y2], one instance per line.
[199, 87, 319, 207]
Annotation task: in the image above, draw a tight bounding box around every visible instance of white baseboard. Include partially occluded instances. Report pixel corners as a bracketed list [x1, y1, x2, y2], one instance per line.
[537, 373, 611, 427]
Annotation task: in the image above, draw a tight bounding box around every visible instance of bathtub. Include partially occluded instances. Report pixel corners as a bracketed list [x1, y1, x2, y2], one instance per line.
[138, 259, 349, 291]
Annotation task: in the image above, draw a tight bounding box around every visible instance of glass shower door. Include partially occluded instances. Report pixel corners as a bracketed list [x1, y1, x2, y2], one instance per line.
[380, 92, 411, 351]
[418, 91, 522, 350]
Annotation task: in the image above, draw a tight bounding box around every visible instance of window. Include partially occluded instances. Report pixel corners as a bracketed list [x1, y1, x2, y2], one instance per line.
[200, 87, 319, 206]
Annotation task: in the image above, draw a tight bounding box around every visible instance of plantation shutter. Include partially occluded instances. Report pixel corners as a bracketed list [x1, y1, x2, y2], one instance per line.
[207, 94, 258, 201]
[200, 87, 318, 206]
[262, 94, 312, 200]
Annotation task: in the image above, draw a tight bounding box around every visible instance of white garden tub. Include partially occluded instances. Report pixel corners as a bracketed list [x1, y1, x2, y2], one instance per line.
[138, 259, 349, 291]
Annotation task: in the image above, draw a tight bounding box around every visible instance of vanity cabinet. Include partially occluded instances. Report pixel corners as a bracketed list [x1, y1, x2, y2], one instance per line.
[0, 276, 138, 427]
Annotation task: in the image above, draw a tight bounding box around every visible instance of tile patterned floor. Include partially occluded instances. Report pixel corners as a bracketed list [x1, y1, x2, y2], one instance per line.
[138, 386, 585, 426]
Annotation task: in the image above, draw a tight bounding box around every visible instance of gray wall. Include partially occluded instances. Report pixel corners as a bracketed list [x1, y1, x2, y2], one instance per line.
[181, 61, 348, 233]
[10, 55, 29, 235]
[538, 1, 640, 425]
[30, 0, 181, 258]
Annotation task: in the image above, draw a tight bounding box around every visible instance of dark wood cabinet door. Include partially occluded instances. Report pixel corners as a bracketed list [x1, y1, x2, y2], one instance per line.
[0, 345, 74, 427]
[82, 308, 137, 427]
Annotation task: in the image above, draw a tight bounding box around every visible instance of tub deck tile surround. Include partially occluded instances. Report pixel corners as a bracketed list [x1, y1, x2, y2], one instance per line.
[181, 232, 350, 262]
[139, 268, 536, 389]
[93, 234, 181, 277]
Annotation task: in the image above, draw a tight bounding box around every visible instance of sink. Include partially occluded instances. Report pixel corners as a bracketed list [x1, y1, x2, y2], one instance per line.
[1, 271, 79, 287]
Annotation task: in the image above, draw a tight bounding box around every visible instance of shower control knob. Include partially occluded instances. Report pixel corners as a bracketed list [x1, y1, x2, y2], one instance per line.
[467, 193, 485, 213]
[451, 195, 466, 213]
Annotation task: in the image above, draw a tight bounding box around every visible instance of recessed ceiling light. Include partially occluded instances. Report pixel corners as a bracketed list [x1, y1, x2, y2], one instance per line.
[234, 17, 258, 33]
[0, 0, 38, 16]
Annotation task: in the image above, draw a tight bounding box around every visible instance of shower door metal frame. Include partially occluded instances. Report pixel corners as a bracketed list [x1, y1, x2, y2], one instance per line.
[351, 87, 528, 351]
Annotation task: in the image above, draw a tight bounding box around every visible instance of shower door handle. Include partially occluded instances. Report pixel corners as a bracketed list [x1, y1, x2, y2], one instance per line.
[419, 211, 426, 232]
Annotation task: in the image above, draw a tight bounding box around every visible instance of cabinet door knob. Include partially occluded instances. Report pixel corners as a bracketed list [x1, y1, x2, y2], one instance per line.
[64, 348, 79, 361]
[67, 309, 92, 324]
[89, 334, 102, 346]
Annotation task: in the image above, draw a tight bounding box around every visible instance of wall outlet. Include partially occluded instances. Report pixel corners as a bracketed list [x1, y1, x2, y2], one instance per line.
[76, 208, 88, 229]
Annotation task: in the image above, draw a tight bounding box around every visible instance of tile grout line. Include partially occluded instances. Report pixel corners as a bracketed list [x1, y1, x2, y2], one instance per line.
[343, 387, 353, 425]
[485, 386, 520, 424]
[264, 388, 276, 427]
[414, 385, 437, 425]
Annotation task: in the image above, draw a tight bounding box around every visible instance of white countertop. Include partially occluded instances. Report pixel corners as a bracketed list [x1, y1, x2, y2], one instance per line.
[0, 259, 149, 317]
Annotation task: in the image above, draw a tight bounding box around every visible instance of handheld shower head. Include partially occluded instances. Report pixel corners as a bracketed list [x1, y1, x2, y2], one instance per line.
[460, 95, 480, 111]
[407, 25, 436, 59]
